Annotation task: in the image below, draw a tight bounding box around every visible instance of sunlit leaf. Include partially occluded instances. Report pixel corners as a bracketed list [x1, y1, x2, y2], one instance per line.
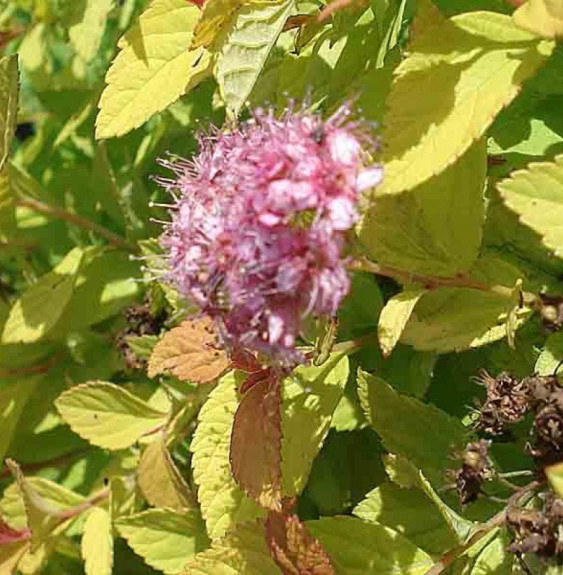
[81, 508, 113, 575]
[96, 0, 212, 139]
[514, 0, 563, 39]
[55, 381, 168, 450]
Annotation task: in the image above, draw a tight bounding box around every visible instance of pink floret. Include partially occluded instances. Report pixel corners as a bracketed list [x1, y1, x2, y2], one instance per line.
[157, 106, 381, 365]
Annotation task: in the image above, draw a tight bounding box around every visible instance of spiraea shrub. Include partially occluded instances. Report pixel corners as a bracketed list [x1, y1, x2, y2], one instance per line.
[1, 0, 563, 574]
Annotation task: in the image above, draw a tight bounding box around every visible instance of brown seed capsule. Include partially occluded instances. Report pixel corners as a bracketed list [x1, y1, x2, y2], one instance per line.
[451, 440, 492, 505]
[540, 294, 563, 333]
[475, 371, 531, 435]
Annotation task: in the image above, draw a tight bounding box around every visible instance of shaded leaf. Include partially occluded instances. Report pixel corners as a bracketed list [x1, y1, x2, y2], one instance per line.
[148, 318, 230, 384]
[378, 290, 426, 357]
[191, 0, 244, 49]
[215, 0, 295, 115]
[307, 516, 434, 575]
[55, 381, 168, 450]
[69, 0, 115, 62]
[360, 139, 487, 277]
[0, 539, 28, 575]
[2, 247, 86, 344]
[498, 154, 563, 256]
[138, 435, 195, 510]
[180, 520, 281, 574]
[0, 56, 18, 173]
[353, 483, 458, 556]
[81, 508, 113, 575]
[96, 0, 211, 139]
[231, 376, 282, 511]
[357, 372, 466, 484]
[379, 10, 554, 195]
[400, 256, 532, 353]
[265, 511, 334, 575]
[116, 508, 209, 574]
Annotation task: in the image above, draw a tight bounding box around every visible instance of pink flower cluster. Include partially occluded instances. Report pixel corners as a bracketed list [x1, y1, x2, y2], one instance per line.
[158, 106, 381, 365]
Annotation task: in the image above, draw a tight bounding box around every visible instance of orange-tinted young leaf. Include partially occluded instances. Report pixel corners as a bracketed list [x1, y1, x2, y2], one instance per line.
[148, 317, 230, 384]
[230, 376, 282, 511]
[265, 511, 335, 575]
[0, 517, 30, 545]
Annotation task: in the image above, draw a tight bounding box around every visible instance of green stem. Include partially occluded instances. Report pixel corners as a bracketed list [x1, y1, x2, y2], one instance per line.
[16, 196, 138, 253]
[350, 256, 538, 306]
[425, 480, 541, 575]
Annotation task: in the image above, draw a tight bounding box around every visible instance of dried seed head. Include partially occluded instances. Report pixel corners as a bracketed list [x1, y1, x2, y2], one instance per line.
[475, 371, 531, 435]
[540, 294, 563, 333]
[451, 440, 493, 505]
[508, 493, 563, 558]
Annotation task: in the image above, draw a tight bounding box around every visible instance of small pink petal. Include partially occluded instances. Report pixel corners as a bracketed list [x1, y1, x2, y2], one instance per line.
[356, 167, 383, 192]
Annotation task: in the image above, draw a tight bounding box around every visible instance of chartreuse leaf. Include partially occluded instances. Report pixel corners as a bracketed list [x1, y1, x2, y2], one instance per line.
[498, 154, 563, 257]
[0, 376, 39, 464]
[0, 165, 16, 239]
[191, 0, 244, 49]
[2, 247, 86, 344]
[514, 0, 563, 39]
[180, 520, 281, 575]
[0, 540, 28, 574]
[400, 255, 533, 353]
[55, 381, 169, 450]
[96, 0, 212, 139]
[138, 435, 195, 510]
[360, 139, 487, 277]
[358, 372, 466, 484]
[546, 461, 563, 499]
[0, 475, 86, 532]
[214, 0, 295, 115]
[378, 290, 426, 357]
[471, 530, 514, 574]
[281, 353, 349, 496]
[191, 374, 265, 540]
[307, 516, 434, 575]
[0, 55, 18, 173]
[4, 461, 85, 548]
[379, 9, 554, 195]
[535, 331, 563, 375]
[69, 0, 115, 62]
[116, 508, 209, 574]
[81, 508, 113, 575]
[353, 484, 457, 555]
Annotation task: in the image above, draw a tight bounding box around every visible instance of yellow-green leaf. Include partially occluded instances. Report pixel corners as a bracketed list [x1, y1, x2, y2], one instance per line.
[0, 55, 18, 173]
[191, 374, 264, 540]
[191, 0, 244, 50]
[81, 508, 113, 575]
[2, 247, 86, 344]
[96, 0, 212, 140]
[400, 256, 533, 353]
[514, 0, 563, 39]
[4, 461, 84, 549]
[0, 377, 39, 464]
[498, 154, 563, 256]
[215, 0, 295, 115]
[0, 165, 15, 240]
[138, 435, 195, 510]
[55, 381, 168, 450]
[0, 540, 28, 574]
[307, 516, 434, 575]
[116, 508, 209, 574]
[180, 520, 281, 575]
[379, 11, 554, 195]
[378, 290, 426, 357]
[69, 0, 115, 62]
[359, 139, 487, 277]
[281, 354, 349, 496]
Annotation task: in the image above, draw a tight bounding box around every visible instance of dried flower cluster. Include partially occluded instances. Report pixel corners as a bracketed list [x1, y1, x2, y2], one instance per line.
[157, 106, 381, 364]
[508, 493, 563, 558]
[451, 440, 493, 505]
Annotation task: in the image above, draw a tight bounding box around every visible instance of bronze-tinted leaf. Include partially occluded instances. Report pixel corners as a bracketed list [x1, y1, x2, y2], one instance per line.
[265, 511, 335, 575]
[148, 318, 230, 384]
[230, 376, 282, 511]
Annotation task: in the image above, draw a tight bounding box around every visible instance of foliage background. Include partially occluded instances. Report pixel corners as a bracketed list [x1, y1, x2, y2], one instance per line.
[0, 0, 563, 573]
